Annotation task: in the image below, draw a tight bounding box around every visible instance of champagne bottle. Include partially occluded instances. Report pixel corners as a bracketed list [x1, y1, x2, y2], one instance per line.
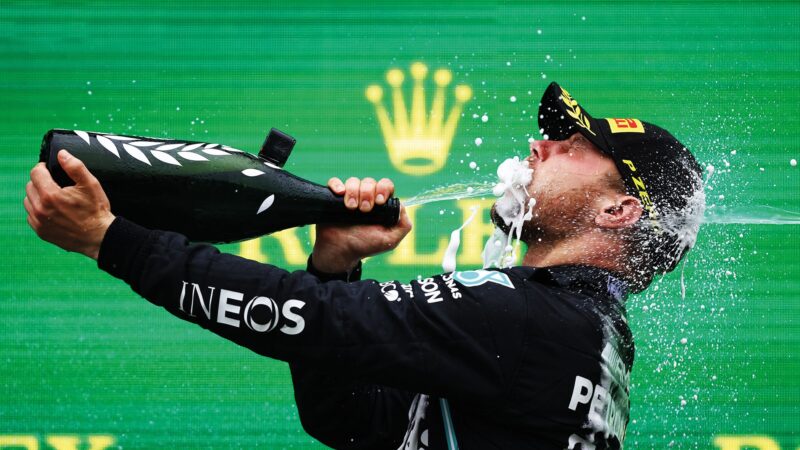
[39, 128, 400, 243]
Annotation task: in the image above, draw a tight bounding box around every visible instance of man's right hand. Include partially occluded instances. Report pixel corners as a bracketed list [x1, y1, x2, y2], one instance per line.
[311, 177, 412, 274]
[24, 150, 115, 260]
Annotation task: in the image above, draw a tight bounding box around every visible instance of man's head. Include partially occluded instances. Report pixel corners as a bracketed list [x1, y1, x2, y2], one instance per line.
[492, 83, 705, 292]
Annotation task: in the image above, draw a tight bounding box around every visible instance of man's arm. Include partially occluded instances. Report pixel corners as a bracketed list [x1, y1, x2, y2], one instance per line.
[25, 155, 417, 449]
[288, 256, 415, 450]
[25, 152, 528, 401]
[93, 216, 527, 399]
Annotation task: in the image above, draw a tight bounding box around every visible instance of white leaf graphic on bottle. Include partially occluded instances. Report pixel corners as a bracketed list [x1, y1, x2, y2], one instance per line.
[202, 149, 230, 156]
[178, 151, 208, 161]
[242, 169, 265, 177]
[75, 130, 91, 145]
[182, 143, 204, 151]
[73, 130, 251, 170]
[150, 150, 182, 166]
[257, 194, 275, 214]
[130, 141, 163, 147]
[263, 161, 282, 170]
[156, 143, 184, 151]
[96, 135, 120, 158]
[122, 143, 151, 165]
[106, 135, 137, 141]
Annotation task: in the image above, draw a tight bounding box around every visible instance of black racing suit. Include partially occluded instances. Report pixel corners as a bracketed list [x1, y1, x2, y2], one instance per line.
[97, 217, 635, 450]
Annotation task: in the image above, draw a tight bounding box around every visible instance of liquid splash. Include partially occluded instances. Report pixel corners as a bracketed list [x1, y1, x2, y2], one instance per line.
[404, 182, 494, 207]
[406, 184, 800, 226]
[702, 205, 800, 225]
[484, 157, 535, 268]
[433, 157, 536, 272]
[441, 206, 478, 273]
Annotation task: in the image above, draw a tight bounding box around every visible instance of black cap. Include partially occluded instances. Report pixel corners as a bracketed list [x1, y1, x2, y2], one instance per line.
[537, 82, 705, 275]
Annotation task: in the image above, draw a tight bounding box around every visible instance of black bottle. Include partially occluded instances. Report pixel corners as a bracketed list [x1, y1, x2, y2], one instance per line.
[39, 128, 400, 243]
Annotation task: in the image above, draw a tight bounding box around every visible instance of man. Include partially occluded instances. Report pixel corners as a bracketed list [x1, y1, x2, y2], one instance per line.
[24, 82, 704, 449]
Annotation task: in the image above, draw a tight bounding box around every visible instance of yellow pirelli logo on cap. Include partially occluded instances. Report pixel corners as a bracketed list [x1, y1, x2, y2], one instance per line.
[622, 158, 662, 234]
[607, 118, 644, 134]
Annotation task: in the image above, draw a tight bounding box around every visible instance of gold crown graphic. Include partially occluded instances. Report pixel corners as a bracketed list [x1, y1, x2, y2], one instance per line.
[366, 62, 472, 176]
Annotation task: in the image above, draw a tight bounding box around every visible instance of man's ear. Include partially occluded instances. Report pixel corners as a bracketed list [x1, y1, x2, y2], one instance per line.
[595, 195, 643, 229]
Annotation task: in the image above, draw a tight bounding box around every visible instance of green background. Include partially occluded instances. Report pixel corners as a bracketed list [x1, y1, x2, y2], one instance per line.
[2, 1, 798, 448]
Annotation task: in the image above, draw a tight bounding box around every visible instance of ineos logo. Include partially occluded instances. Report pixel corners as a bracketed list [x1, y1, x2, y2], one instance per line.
[179, 282, 306, 335]
[243, 296, 280, 332]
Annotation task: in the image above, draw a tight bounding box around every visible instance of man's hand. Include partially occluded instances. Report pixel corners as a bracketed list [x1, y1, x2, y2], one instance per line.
[312, 177, 412, 273]
[24, 150, 115, 260]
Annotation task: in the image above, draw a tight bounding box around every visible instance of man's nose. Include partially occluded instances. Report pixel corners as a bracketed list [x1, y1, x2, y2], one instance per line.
[530, 139, 561, 161]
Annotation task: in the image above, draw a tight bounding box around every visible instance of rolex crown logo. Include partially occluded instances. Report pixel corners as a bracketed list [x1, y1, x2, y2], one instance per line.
[366, 62, 472, 176]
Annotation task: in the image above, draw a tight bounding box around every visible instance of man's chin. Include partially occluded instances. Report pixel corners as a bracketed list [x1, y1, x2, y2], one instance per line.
[490, 204, 513, 235]
[490, 203, 545, 244]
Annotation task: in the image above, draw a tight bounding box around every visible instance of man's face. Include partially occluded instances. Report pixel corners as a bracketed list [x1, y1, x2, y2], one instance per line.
[493, 132, 624, 242]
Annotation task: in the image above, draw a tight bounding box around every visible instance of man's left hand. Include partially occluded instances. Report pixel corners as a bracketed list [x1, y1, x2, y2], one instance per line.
[312, 177, 412, 273]
[24, 150, 115, 260]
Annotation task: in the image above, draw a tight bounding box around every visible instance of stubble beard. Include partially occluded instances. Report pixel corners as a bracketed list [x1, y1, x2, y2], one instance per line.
[491, 187, 598, 246]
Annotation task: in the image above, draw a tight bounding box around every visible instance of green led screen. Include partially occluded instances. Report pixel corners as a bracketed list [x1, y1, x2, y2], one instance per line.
[1, 1, 798, 449]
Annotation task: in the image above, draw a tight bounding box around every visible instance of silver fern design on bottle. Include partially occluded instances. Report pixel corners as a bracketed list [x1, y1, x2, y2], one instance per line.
[39, 128, 400, 243]
[73, 129, 244, 167]
[71, 130, 274, 214]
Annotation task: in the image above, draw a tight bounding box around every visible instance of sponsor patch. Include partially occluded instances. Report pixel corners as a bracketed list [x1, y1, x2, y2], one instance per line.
[379, 281, 402, 302]
[178, 281, 306, 335]
[453, 270, 514, 289]
[606, 118, 644, 134]
[418, 277, 444, 303]
[621, 158, 661, 233]
[442, 273, 463, 299]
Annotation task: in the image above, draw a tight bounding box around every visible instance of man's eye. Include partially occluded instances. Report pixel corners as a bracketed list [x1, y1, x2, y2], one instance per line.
[572, 135, 590, 151]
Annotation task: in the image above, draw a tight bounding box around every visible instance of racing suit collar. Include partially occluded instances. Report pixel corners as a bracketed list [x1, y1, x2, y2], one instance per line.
[526, 265, 629, 304]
